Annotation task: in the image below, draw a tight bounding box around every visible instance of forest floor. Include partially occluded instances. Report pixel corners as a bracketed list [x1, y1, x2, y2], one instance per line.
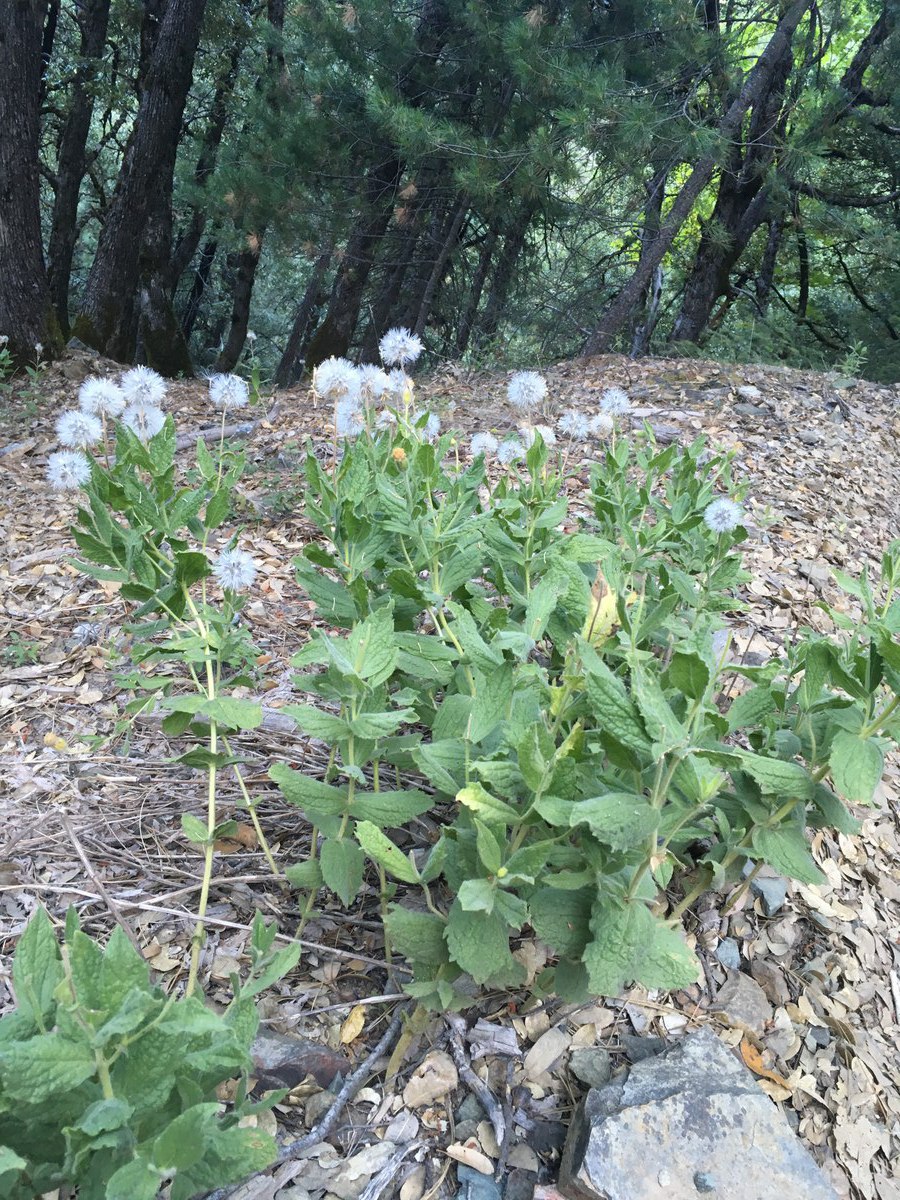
[1, 351, 899, 1200]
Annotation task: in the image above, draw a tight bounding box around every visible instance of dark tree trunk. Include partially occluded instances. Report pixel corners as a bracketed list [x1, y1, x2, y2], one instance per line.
[47, 0, 111, 333]
[456, 225, 498, 354]
[304, 158, 404, 368]
[754, 216, 783, 316]
[170, 36, 244, 289]
[0, 0, 62, 367]
[581, 0, 813, 357]
[213, 237, 263, 372]
[359, 217, 424, 361]
[669, 24, 795, 346]
[628, 165, 669, 356]
[180, 236, 217, 338]
[39, 0, 59, 105]
[274, 245, 333, 387]
[73, 0, 208, 361]
[398, 199, 452, 330]
[136, 177, 193, 374]
[413, 196, 468, 338]
[476, 213, 532, 344]
[304, 0, 452, 369]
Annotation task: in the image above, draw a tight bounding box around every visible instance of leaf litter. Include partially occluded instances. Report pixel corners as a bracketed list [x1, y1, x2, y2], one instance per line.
[1, 350, 899, 1199]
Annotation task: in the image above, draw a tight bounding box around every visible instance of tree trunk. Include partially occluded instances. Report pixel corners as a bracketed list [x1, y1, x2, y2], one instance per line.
[274, 245, 332, 387]
[180, 236, 217, 338]
[456, 225, 498, 354]
[476, 212, 532, 344]
[136, 177, 194, 374]
[73, 0, 208, 361]
[628, 165, 669, 356]
[0, 0, 62, 367]
[581, 0, 813, 357]
[413, 196, 468, 338]
[46, 0, 111, 334]
[212, 236, 263, 372]
[359, 217, 423, 361]
[754, 216, 783, 316]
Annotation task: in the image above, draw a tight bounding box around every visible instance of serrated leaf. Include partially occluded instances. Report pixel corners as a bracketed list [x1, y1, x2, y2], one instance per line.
[474, 819, 503, 874]
[269, 761, 348, 817]
[12, 908, 61, 1030]
[458, 878, 496, 913]
[445, 902, 522, 985]
[569, 793, 659, 851]
[384, 906, 448, 967]
[182, 813, 211, 844]
[320, 838, 365, 905]
[829, 730, 884, 804]
[583, 900, 696, 995]
[284, 860, 323, 889]
[469, 664, 513, 742]
[727, 749, 813, 798]
[154, 1104, 219, 1170]
[203, 697, 262, 730]
[726, 686, 777, 732]
[351, 789, 433, 827]
[0, 1034, 95, 1102]
[530, 888, 592, 956]
[355, 821, 419, 883]
[457, 783, 519, 824]
[581, 643, 651, 754]
[106, 1157, 164, 1200]
[751, 824, 827, 886]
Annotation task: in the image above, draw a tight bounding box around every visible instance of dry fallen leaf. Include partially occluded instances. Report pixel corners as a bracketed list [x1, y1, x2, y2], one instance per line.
[213, 821, 258, 853]
[445, 1140, 494, 1175]
[740, 1038, 791, 1090]
[340, 1004, 366, 1045]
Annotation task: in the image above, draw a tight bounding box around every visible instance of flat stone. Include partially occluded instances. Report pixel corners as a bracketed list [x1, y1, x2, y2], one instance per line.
[710, 972, 772, 1035]
[715, 938, 741, 971]
[734, 402, 767, 417]
[620, 1034, 666, 1063]
[796, 429, 821, 446]
[751, 873, 789, 916]
[457, 1165, 502, 1200]
[736, 385, 763, 401]
[569, 1047, 612, 1089]
[558, 1029, 839, 1200]
[251, 1029, 350, 1090]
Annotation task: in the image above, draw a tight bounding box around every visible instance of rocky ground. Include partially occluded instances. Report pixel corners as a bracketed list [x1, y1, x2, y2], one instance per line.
[1, 351, 899, 1200]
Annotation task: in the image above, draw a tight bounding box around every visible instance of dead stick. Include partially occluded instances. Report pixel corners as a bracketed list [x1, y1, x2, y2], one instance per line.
[445, 1015, 506, 1153]
[60, 817, 143, 953]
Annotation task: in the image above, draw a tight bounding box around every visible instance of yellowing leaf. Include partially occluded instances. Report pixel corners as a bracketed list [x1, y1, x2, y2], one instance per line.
[739, 1039, 791, 1090]
[340, 1005, 366, 1044]
[43, 732, 67, 752]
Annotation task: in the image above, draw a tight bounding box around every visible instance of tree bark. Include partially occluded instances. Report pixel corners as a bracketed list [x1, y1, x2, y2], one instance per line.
[476, 211, 533, 345]
[581, 0, 813, 357]
[213, 237, 263, 372]
[0, 0, 62, 367]
[455, 225, 498, 354]
[413, 196, 468, 338]
[180, 236, 218, 339]
[46, 0, 111, 334]
[73, 0, 208, 361]
[274, 245, 333, 386]
[628, 165, 669, 355]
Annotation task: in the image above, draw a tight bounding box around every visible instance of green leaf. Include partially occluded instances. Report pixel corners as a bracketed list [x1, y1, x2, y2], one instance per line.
[413, 740, 467, 794]
[569, 793, 659, 852]
[445, 902, 524, 986]
[458, 878, 496, 913]
[530, 888, 592, 956]
[269, 761, 348, 817]
[320, 838, 365, 905]
[285, 860, 324, 889]
[346, 605, 398, 685]
[13, 908, 62, 1030]
[203, 697, 263, 730]
[667, 651, 710, 700]
[474, 820, 503, 874]
[751, 825, 827, 886]
[0, 1034, 95, 1102]
[205, 488, 231, 529]
[583, 900, 697, 995]
[632, 674, 684, 756]
[727, 750, 813, 798]
[457, 784, 519, 824]
[581, 643, 651, 754]
[75, 1098, 134, 1136]
[829, 730, 884, 804]
[169, 1125, 276, 1200]
[182, 813, 211, 844]
[384, 906, 448, 967]
[352, 789, 433, 827]
[154, 1104, 219, 1170]
[810, 784, 861, 835]
[106, 1157, 164, 1200]
[355, 821, 419, 884]
[469, 664, 513, 743]
[295, 557, 357, 627]
[0, 1147, 26, 1175]
[445, 602, 504, 673]
[726, 686, 776, 732]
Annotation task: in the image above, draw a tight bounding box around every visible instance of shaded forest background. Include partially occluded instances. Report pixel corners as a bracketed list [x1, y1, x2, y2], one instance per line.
[1, 0, 899, 383]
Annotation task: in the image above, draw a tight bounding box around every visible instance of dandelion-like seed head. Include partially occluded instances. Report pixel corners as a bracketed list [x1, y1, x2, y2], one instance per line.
[519, 423, 556, 449]
[413, 411, 441, 442]
[121, 365, 167, 407]
[335, 395, 365, 438]
[123, 403, 166, 442]
[589, 412, 614, 438]
[47, 450, 91, 491]
[214, 547, 257, 592]
[56, 409, 103, 449]
[600, 386, 631, 415]
[375, 409, 397, 431]
[78, 376, 126, 418]
[470, 431, 499, 458]
[703, 497, 744, 534]
[0, 335, 8, 347]
[208, 372, 250, 410]
[34, 343, 43, 358]
[358, 365, 393, 402]
[379, 327, 423, 367]
[557, 409, 591, 441]
[314, 357, 359, 402]
[246, 330, 257, 343]
[497, 437, 525, 466]
[507, 371, 548, 411]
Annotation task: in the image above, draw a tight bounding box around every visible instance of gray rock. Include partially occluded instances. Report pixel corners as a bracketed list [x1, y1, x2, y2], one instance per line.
[558, 1029, 839, 1200]
[715, 938, 741, 970]
[751, 872, 789, 916]
[796, 429, 821, 446]
[457, 1166, 502, 1200]
[710, 971, 772, 1035]
[620, 1034, 666, 1063]
[733, 402, 767, 417]
[456, 1094, 487, 1124]
[569, 1047, 612, 1089]
[736, 385, 763, 401]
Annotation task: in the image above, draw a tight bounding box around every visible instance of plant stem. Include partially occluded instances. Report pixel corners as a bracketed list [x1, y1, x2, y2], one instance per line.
[221, 733, 281, 878]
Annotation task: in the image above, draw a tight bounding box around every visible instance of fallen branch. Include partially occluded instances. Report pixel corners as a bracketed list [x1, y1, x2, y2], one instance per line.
[445, 1014, 507, 1160]
[174, 402, 280, 451]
